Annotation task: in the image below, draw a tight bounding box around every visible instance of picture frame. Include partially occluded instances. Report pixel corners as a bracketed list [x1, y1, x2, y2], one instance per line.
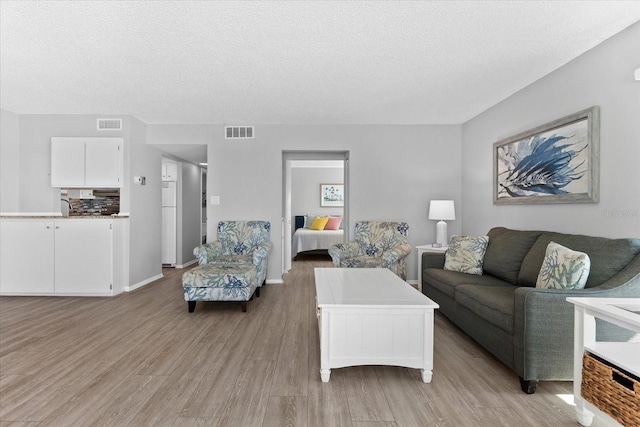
[320, 183, 344, 207]
[493, 106, 599, 205]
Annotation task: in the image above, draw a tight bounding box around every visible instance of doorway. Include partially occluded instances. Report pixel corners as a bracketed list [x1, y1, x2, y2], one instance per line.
[282, 151, 350, 274]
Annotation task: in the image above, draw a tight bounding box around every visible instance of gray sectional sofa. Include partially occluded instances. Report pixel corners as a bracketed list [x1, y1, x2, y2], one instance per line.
[421, 227, 640, 393]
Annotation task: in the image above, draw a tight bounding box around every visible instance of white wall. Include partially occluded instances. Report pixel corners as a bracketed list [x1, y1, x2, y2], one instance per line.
[128, 116, 163, 286]
[291, 166, 344, 219]
[461, 22, 640, 239]
[0, 109, 19, 212]
[148, 124, 463, 282]
[148, 124, 462, 283]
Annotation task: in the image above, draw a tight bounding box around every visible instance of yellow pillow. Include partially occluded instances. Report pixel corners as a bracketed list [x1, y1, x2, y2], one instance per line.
[309, 216, 329, 230]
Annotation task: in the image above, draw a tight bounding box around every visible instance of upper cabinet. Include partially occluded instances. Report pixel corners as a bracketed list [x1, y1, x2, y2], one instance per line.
[162, 162, 178, 181]
[51, 137, 123, 188]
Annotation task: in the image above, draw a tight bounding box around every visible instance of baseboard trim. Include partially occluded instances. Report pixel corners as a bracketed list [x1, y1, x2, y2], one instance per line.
[176, 259, 197, 269]
[266, 279, 284, 285]
[126, 273, 163, 292]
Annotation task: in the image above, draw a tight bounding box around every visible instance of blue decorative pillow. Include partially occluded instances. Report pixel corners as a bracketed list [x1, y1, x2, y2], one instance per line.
[444, 235, 489, 275]
[536, 241, 590, 290]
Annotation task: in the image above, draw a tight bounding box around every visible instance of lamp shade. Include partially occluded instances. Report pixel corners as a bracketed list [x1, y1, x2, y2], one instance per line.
[428, 200, 455, 221]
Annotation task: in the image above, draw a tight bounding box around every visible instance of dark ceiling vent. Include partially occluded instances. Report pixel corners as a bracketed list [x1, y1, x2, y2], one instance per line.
[225, 126, 254, 139]
[97, 118, 122, 131]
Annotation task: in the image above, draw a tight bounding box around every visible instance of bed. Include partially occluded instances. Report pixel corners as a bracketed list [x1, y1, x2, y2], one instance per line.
[291, 215, 344, 259]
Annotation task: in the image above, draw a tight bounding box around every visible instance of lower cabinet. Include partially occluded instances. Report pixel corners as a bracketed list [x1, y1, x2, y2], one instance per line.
[0, 219, 123, 296]
[0, 220, 55, 294]
[54, 220, 113, 294]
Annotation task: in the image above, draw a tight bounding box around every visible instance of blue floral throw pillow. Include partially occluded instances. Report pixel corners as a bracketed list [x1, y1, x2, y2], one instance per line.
[444, 235, 489, 275]
[536, 241, 590, 290]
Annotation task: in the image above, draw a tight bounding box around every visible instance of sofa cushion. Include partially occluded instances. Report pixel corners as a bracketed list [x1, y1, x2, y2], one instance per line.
[423, 268, 512, 298]
[536, 242, 590, 290]
[444, 235, 489, 275]
[455, 284, 517, 334]
[519, 233, 640, 288]
[483, 227, 542, 285]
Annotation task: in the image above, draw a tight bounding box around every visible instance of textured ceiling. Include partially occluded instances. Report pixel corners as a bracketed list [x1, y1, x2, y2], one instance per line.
[1, 1, 639, 126]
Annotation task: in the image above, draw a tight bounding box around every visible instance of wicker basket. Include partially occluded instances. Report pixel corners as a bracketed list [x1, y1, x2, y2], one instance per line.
[581, 352, 640, 426]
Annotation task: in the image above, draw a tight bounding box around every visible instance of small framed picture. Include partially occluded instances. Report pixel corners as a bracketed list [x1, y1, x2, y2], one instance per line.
[320, 184, 344, 207]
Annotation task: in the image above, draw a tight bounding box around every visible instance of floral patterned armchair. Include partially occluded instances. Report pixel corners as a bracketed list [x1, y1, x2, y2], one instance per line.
[328, 221, 411, 280]
[193, 220, 272, 287]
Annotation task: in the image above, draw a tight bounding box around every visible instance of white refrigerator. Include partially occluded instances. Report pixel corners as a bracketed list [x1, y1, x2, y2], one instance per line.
[162, 181, 177, 266]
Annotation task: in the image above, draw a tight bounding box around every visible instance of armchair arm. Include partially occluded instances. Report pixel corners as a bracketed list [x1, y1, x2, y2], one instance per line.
[382, 243, 412, 266]
[252, 241, 273, 286]
[193, 242, 224, 264]
[252, 241, 273, 267]
[328, 242, 359, 267]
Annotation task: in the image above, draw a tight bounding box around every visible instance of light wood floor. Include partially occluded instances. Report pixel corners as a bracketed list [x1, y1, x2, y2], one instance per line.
[0, 255, 612, 426]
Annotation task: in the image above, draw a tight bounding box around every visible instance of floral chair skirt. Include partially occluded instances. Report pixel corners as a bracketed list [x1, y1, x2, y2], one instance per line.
[339, 256, 384, 269]
[182, 263, 258, 311]
[338, 256, 408, 280]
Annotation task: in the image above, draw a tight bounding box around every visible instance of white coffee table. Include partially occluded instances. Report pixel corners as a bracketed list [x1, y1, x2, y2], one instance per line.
[314, 267, 440, 383]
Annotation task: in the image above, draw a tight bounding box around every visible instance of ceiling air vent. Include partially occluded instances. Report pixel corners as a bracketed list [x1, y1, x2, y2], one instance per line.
[225, 126, 254, 139]
[97, 118, 122, 131]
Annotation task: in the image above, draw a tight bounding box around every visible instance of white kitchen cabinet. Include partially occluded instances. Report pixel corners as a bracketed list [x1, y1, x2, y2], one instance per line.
[0, 218, 126, 296]
[51, 139, 85, 186]
[162, 162, 178, 181]
[51, 137, 123, 188]
[0, 220, 55, 294]
[85, 141, 122, 187]
[54, 220, 113, 294]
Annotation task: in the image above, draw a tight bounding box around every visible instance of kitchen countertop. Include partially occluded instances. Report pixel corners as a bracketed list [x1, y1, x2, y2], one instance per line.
[0, 214, 129, 219]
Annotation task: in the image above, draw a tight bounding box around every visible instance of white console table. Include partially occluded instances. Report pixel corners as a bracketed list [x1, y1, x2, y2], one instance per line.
[567, 297, 640, 427]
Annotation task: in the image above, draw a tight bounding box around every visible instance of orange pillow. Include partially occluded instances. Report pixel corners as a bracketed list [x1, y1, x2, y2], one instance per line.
[324, 216, 342, 230]
[309, 216, 329, 230]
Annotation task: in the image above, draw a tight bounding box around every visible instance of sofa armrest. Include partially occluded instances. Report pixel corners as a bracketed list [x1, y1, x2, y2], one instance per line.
[382, 243, 412, 265]
[513, 271, 640, 380]
[193, 242, 224, 264]
[328, 242, 359, 267]
[422, 252, 446, 269]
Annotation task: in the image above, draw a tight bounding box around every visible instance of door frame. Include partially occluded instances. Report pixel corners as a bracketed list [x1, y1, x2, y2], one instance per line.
[281, 150, 350, 274]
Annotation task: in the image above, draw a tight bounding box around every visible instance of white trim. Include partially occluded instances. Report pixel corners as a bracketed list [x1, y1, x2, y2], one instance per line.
[290, 160, 344, 168]
[266, 279, 284, 285]
[126, 273, 163, 292]
[176, 259, 197, 269]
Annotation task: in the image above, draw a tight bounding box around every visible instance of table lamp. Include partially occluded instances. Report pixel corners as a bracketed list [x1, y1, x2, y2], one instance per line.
[429, 200, 455, 246]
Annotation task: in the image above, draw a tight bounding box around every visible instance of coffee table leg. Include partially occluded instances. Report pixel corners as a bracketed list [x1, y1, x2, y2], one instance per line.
[421, 369, 433, 383]
[320, 369, 331, 382]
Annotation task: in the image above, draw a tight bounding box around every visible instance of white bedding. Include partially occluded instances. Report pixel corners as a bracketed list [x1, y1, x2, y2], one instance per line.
[292, 228, 344, 257]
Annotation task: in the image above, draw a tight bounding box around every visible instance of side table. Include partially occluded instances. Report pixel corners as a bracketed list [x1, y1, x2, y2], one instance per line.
[567, 297, 640, 426]
[416, 244, 447, 292]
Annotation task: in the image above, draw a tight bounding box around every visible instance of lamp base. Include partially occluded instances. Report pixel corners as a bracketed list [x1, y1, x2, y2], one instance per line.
[435, 221, 448, 246]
